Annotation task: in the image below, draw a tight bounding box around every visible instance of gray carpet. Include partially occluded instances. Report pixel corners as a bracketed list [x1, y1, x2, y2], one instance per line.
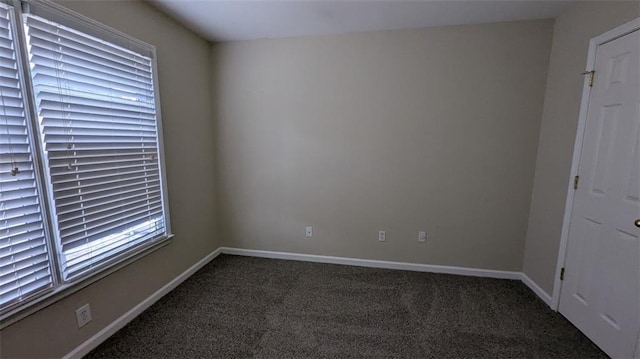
[87, 254, 606, 358]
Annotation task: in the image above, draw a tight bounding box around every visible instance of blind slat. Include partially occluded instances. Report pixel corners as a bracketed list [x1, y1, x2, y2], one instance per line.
[25, 20, 151, 66]
[37, 95, 156, 115]
[59, 202, 162, 230]
[0, 264, 51, 294]
[61, 205, 163, 239]
[29, 56, 154, 89]
[56, 183, 161, 207]
[51, 167, 159, 187]
[63, 228, 161, 276]
[50, 156, 158, 170]
[33, 73, 155, 102]
[53, 174, 158, 197]
[0, 242, 48, 265]
[59, 220, 163, 253]
[51, 163, 158, 178]
[39, 119, 157, 132]
[0, 275, 53, 306]
[57, 192, 162, 217]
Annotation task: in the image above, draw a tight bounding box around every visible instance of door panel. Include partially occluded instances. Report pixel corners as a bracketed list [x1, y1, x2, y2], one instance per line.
[590, 105, 620, 195]
[559, 29, 640, 359]
[626, 107, 640, 202]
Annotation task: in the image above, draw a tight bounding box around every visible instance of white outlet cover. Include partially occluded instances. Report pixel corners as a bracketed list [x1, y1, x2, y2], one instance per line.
[305, 226, 313, 237]
[378, 230, 386, 242]
[418, 231, 426, 243]
[75, 303, 92, 328]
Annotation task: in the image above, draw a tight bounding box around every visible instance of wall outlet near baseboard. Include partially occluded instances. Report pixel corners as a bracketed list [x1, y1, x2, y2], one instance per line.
[418, 231, 426, 243]
[305, 226, 313, 238]
[378, 230, 386, 242]
[76, 303, 92, 328]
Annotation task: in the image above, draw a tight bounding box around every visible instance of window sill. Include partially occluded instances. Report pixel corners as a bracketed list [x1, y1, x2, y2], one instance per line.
[0, 234, 173, 330]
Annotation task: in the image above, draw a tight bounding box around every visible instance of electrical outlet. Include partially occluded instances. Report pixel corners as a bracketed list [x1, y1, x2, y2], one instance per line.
[75, 304, 92, 328]
[418, 231, 426, 243]
[305, 226, 313, 238]
[378, 230, 386, 242]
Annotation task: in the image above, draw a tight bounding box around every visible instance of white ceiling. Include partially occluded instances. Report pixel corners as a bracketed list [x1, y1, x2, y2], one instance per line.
[151, 0, 575, 42]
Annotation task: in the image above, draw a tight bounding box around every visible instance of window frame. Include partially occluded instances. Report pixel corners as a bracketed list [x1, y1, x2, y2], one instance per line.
[0, 0, 173, 328]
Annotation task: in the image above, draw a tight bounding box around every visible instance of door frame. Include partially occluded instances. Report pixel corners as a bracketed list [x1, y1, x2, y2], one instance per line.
[552, 17, 640, 311]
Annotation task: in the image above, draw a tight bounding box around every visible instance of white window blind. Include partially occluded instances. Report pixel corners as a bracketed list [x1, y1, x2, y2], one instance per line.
[24, 13, 167, 280]
[0, 3, 53, 309]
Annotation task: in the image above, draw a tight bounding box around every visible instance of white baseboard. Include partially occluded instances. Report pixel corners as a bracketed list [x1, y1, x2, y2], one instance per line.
[64, 246, 554, 358]
[63, 247, 223, 359]
[222, 247, 554, 307]
[220, 247, 521, 280]
[520, 273, 553, 307]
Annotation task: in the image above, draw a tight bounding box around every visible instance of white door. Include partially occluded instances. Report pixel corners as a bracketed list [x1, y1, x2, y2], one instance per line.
[559, 29, 640, 358]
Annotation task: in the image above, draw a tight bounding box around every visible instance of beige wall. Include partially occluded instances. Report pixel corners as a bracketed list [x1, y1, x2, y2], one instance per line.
[213, 20, 554, 271]
[0, 1, 219, 357]
[523, 1, 640, 295]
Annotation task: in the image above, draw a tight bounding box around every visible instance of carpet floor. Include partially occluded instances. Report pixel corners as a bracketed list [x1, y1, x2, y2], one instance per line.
[87, 254, 606, 358]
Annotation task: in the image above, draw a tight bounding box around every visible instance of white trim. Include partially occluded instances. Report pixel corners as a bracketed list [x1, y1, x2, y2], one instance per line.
[551, 17, 640, 311]
[219, 247, 521, 280]
[62, 247, 223, 359]
[61, 246, 555, 358]
[521, 273, 553, 307]
[592, 18, 640, 46]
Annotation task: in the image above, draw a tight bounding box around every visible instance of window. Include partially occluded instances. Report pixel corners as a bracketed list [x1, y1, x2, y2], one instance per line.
[0, 0, 170, 319]
[0, 2, 53, 311]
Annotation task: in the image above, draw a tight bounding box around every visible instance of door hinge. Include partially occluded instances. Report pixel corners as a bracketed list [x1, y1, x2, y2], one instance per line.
[560, 267, 565, 281]
[582, 70, 595, 87]
[573, 175, 580, 190]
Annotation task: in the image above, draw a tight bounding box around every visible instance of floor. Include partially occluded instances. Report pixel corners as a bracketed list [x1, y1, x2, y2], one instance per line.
[87, 254, 606, 358]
